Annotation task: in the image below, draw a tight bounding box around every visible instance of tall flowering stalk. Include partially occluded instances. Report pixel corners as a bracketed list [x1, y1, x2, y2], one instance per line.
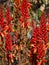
[30, 25, 48, 65]
[36, 13, 48, 65]
[36, 26, 42, 42]
[30, 26, 37, 65]
[40, 13, 48, 44]
[20, 0, 31, 28]
[5, 33, 13, 65]
[0, 6, 4, 27]
[31, 25, 41, 45]
[37, 41, 45, 60]
[20, 0, 30, 18]
[6, 6, 12, 24]
[5, 33, 12, 51]
[31, 26, 45, 59]
[32, 26, 45, 60]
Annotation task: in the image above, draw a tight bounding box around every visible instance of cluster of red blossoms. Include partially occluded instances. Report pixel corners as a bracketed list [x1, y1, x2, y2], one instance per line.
[0, 6, 4, 27]
[5, 33, 12, 51]
[6, 6, 13, 24]
[31, 12, 49, 65]
[19, 0, 31, 28]
[20, 0, 31, 18]
[0, 5, 13, 51]
[0, 5, 13, 32]
[40, 13, 48, 44]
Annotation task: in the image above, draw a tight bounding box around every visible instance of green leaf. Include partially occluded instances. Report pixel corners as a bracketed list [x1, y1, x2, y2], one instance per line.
[13, 25, 17, 30]
[37, 9, 42, 18]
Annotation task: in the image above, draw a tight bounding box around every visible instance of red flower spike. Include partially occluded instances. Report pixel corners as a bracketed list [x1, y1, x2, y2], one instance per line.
[36, 26, 42, 41]
[20, 0, 30, 18]
[31, 25, 46, 60]
[37, 41, 45, 59]
[31, 26, 42, 45]
[6, 6, 12, 24]
[0, 6, 4, 27]
[5, 34, 12, 51]
[40, 12, 48, 44]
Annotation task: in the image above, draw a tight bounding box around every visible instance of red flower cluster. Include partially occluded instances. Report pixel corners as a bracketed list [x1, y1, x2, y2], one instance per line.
[0, 6, 4, 27]
[36, 26, 42, 42]
[40, 13, 48, 44]
[31, 26, 45, 59]
[0, 5, 13, 34]
[30, 13, 48, 65]
[6, 6, 13, 24]
[5, 33, 12, 51]
[20, 0, 31, 18]
[31, 25, 42, 45]
[37, 41, 45, 59]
